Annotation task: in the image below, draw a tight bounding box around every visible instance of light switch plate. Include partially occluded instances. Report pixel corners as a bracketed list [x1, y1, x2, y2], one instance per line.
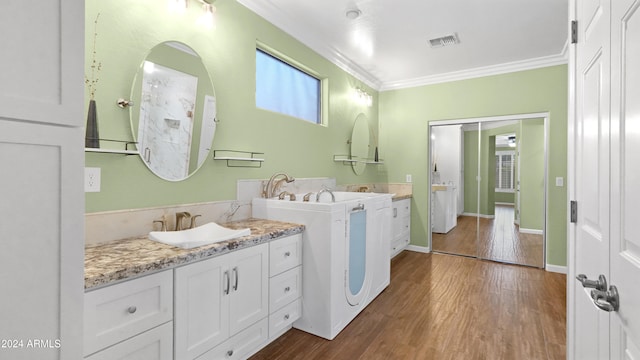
[555, 177, 564, 187]
[85, 167, 101, 192]
[406, 174, 412, 183]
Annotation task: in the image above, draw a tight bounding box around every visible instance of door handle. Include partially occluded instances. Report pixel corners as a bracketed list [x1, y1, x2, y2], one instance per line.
[576, 274, 607, 291]
[232, 267, 238, 291]
[591, 285, 620, 312]
[223, 270, 230, 295]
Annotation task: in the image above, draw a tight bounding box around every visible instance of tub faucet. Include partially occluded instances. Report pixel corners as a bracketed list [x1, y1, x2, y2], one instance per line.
[278, 191, 296, 201]
[316, 188, 335, 203]
[175, 212, 191, 231]
[263, 173, 295, 198]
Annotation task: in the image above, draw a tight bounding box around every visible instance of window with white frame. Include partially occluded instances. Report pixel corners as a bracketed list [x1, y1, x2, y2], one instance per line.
[255, 48, 322, 124]
[495, 150, 516, 192]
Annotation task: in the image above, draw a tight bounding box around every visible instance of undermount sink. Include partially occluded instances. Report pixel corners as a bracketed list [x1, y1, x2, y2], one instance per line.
[149, 222, 251, 249]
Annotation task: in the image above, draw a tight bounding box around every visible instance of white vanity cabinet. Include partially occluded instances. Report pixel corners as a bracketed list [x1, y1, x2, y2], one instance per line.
[83, 270, 174, 359]
[174, 243, 269, 360]
[268, 234, 303, 339]
[391, 198, 411, 257]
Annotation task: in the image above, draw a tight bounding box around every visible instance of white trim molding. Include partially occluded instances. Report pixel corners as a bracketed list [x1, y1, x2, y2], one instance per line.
[545, 264, 567, 274]
[406, 245, 431, 254]
[380, 53, 568, 91]
[520, 228, 544, 235]
[462, 212, 495, 219]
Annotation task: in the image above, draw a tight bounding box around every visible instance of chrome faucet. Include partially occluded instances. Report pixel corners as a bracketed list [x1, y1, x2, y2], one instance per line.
[263, 173, 295, 198]
[175, 212, 191, 231]
[316, 188, 335, 203]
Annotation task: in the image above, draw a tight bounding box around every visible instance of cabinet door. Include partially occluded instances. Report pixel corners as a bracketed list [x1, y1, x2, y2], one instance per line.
[0, 120, 84, 360]
[228, 243, 269, 336]
[0, 1, 83, 127]
[175, 256, 230, 360]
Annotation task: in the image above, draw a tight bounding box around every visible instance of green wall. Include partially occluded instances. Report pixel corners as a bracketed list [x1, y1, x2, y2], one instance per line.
[85, 0, 384, 212]
[85, 0, 568, 267]
[379, 65, 568, 267]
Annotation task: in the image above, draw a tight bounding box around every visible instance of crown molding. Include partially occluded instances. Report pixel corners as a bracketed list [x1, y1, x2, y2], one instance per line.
[379, 53, 568, 91]
[238, 0, 568, 93]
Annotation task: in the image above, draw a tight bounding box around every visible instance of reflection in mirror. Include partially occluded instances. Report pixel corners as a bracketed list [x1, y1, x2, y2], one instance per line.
[350, 113, 370, 175]
[431, 123, 476, 257]
[130, 41, 217, 181]
[430, 119, 546, 268]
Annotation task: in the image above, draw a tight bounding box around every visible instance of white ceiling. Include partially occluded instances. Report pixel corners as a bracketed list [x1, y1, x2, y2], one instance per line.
[237, 0, 569, 91]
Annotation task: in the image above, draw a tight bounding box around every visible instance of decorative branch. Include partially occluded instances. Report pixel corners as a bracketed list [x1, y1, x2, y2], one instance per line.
[85, 13, 102, 100]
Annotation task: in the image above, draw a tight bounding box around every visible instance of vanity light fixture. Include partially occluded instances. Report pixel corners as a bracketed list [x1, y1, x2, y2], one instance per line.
[197, 0, 217, 28]
[353, 87, 372, 107]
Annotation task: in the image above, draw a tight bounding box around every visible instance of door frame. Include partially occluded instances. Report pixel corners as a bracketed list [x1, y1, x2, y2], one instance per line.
[428, 112, 549, 268]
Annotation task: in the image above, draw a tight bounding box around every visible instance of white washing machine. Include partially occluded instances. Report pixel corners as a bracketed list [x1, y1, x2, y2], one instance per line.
[252, 192, 392, 340]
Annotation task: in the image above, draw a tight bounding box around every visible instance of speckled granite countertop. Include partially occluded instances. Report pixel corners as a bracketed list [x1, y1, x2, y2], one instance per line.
[85, 218, 304, 290]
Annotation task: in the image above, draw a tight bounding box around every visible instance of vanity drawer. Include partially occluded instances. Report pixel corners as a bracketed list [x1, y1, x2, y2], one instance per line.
[84, 270, 173, 356]
[269, 234, 302, 276]
[269, 266, 302, 311]
[84, 322, 173, 360]
[269, 299, 301, 339]
[196, 318, 268, 360]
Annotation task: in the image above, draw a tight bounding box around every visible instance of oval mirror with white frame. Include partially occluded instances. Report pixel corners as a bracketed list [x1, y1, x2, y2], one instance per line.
[130, 41, 217, 181]
[350, 113, 370, 175]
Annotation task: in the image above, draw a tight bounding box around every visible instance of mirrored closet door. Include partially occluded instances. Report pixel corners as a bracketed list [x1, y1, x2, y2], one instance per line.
[430, 117, 546, 268]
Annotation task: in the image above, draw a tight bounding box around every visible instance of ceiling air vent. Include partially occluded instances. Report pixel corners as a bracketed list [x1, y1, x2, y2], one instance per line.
[429, 34, 459, 48]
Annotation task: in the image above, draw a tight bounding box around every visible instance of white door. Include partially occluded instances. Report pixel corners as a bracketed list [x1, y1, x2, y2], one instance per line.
[570, 0, 611, 359]
[610, 0, 640, 357]
[571, 0, 640, 359]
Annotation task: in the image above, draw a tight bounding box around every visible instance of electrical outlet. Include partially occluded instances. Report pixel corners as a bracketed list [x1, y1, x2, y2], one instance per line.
[406, 174, 412, 183]
[556, 177, 564, 187]
[85, 167, 101, 193]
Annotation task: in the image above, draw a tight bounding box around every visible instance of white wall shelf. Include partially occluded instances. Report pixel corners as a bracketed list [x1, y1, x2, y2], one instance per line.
[213, 150, 264, 168]
[85, 139, 139, 155]
[333, 155, 384, 165]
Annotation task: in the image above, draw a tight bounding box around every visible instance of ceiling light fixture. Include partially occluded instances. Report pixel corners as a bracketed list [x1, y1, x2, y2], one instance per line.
[345, 9, 361, 20]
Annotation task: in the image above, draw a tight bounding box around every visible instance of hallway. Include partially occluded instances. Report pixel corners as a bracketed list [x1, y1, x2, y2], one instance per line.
[252, 251, 566, 360]
[433, 204, 544, 267]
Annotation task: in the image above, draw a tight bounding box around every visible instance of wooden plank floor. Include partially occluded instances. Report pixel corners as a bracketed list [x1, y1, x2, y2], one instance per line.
[251, 251, 566, 360]
[433, 205, 544, 267]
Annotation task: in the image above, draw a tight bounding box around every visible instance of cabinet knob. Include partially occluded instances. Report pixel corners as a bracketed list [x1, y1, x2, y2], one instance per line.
[226, 350, 234, 357]
[284, 286, 291, 292]
[284, 251, 291, 257]
[127, 306, 137, 314]
[284, 314, 290, 320]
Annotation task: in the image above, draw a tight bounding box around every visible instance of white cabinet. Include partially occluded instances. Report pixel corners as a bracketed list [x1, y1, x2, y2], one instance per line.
[84, 270, 173, 358]
[174, 243, 269, 360]
[0, 2, 84, 358]
[432, 186, 457, 233]
[391, 198, 411, 257]
[268, 234, 303, 339]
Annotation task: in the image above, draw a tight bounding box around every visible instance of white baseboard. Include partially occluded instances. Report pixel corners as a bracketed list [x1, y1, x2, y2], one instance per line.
[520, 228, 544, 235]
[495, 202, 515, 206]
[545, 264, 567, 274]
[461, 212, 495, 219]
[406, 245, 431, 254]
